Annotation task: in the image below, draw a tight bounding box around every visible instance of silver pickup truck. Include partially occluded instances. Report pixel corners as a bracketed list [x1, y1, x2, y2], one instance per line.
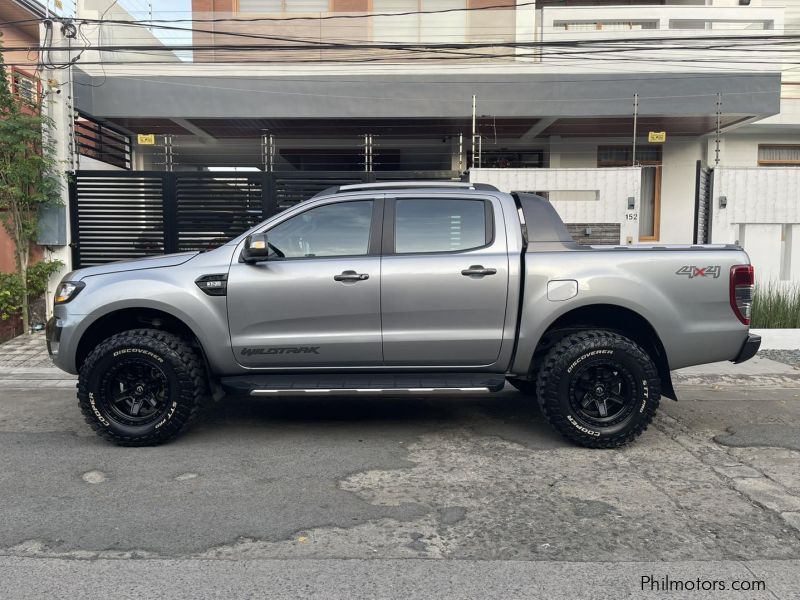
[47, 181, 760, 448]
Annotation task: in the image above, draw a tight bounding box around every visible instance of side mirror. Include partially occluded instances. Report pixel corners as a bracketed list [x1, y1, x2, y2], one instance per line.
[241, 232, 270, 264]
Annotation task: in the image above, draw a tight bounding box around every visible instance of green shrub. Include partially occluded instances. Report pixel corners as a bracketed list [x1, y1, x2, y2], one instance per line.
[0, 259, 63, 322]
[0, 272, 23, 320]
[751, 283, 800, 329]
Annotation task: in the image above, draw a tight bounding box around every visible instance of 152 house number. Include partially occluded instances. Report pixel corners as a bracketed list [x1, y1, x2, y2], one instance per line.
[625, 213, 638, 221]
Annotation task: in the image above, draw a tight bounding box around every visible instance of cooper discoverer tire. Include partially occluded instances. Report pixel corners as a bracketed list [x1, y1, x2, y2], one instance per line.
[78, 328, 207, 446]
[535, 329, 660, 449]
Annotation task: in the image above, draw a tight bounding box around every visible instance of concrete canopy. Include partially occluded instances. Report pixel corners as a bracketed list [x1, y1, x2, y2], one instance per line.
[74, 71, 780, 122]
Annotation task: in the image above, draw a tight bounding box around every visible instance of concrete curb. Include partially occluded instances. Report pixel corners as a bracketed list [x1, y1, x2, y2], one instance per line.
[751, 329, 800, 350]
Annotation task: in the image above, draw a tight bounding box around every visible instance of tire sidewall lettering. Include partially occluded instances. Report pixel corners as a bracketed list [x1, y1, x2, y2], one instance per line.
[88, 391, 111, 427]
[566, 349, 614, 374]
[112, 347, 164, 363]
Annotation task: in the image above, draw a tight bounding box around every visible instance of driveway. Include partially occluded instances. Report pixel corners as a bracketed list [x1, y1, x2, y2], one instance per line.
[1, 334, 800, 598]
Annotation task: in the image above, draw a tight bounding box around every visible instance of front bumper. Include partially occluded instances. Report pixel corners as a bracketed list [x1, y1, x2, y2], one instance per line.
[733, 333, 761, 364]
[45, 316, 62, 357]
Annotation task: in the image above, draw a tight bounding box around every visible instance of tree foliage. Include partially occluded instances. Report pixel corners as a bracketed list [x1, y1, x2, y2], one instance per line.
[0, 37, 62, 333]
[0, 260, 63, 322]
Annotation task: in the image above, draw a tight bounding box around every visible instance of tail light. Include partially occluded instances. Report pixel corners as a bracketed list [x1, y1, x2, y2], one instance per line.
[730, 265, 754, 325]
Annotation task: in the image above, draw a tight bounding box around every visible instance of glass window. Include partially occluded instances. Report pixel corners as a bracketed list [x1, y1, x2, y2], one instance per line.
[267, 201, 373, 258]
[598, 145, 662, 166]
[758, 145, 800, 166]
[239, 0, 329, 12]
[394, 199, 488, 254]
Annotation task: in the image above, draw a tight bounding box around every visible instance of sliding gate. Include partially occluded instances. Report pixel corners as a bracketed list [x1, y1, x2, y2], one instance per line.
[69, 170, 459, 268]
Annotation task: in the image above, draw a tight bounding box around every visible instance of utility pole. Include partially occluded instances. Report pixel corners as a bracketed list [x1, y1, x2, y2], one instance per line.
[632, 93, 639, 166]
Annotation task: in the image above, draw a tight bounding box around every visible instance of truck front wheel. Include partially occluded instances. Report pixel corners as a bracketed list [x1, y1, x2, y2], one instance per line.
[77, 328, 207, 446]
[535, 330, 660, 449]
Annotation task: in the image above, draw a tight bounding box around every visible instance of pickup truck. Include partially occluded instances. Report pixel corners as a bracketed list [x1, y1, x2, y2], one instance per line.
[47, 181, 760, 448]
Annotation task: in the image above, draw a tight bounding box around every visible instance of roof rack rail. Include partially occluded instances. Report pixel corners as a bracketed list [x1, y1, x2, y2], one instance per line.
[337, 181, 498, 192]
[309, 181, 500, 201]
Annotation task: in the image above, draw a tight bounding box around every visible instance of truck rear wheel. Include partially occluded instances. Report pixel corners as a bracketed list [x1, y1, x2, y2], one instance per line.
[78, 328, 207, 446]
[535, 330, 660, 449]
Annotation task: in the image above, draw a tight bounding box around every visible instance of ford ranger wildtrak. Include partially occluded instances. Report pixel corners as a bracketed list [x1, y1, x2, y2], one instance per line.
[47, 182, 760, 448]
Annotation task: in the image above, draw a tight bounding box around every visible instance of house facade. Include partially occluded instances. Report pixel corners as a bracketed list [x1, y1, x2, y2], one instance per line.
[28, 0, 800, 288]
[0, 0, 49, 274]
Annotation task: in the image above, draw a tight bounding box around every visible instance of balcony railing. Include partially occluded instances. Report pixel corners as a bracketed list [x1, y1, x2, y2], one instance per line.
[8, 67, 41, 113]
[75, 113, 132, 170]
[537, 5, 785, 72]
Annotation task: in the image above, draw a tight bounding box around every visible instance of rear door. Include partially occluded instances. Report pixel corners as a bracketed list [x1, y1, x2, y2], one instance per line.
[380, 195, 510, 367]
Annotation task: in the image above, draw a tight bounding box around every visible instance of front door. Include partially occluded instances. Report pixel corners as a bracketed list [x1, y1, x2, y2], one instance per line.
[227, 198, 383, 368]
[380, 196, 510, 367]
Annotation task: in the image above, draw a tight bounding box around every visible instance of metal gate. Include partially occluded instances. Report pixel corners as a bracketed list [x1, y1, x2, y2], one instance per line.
[69, 170, 460, 268]
[693, 161, 713, 245]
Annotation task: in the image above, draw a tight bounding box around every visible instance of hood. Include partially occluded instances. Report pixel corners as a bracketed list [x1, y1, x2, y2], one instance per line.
[70, 252, 199, 280]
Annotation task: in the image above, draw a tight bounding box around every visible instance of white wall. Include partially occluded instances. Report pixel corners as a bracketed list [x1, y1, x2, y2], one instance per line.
[470, 167, 642, 244]
[714, 132, 800, 167]
[712, 167, 800, 282]
[659, 138, 704, 244]
[77, 155, 125, 170]
[547, 136, 703, 243]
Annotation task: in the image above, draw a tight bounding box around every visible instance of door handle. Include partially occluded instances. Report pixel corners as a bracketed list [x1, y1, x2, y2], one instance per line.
[334, 270, 369, 282]
[461, 265, 497, 277]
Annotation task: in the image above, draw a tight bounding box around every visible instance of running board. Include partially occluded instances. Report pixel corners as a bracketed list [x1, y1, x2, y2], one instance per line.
[220, 373, 506, 396]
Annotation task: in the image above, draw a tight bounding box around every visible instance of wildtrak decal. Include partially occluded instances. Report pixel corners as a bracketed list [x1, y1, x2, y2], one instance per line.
[241, 346, 321, 357]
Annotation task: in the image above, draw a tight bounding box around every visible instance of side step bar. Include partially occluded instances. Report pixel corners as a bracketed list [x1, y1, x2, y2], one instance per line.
[220, 373, 507, 396]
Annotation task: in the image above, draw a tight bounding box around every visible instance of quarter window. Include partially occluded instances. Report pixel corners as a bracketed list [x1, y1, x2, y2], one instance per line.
[267, 200, 373, 258]
[394, 199, 489, 254]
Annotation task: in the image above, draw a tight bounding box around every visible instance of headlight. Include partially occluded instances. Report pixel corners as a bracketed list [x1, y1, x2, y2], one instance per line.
[54, 281, 85, 304]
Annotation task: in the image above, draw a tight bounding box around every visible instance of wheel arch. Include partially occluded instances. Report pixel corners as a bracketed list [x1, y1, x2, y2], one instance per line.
[75, 307, 210, 376]
[529, 303, 676, 400]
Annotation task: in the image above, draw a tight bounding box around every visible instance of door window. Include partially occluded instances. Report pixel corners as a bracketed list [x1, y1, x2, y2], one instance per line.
[394, 199, 489, 254]
[267, 200, 373, 258]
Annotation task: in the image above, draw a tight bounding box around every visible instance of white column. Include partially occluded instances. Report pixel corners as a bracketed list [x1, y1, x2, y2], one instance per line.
[41, 22, 75, 316]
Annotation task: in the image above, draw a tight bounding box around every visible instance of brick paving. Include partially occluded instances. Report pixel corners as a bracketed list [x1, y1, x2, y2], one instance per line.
[0, 332, 76, 389]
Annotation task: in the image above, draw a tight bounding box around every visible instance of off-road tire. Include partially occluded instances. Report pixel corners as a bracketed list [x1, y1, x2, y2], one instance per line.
[506, 377, 537, 397]
[78, 328, 206, 446]
[535, 329, 660, 449]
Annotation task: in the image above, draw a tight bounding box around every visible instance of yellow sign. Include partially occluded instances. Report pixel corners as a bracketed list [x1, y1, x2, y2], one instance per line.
[137, 134, 156, 145]
[54, 0, 64, 8]
[648, 131, 667, 143]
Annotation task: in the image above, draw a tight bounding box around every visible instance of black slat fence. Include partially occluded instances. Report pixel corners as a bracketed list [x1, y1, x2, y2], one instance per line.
[70, 170, 459, 267]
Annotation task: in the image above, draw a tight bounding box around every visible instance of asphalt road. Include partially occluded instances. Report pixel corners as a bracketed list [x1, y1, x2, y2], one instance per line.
[2, 362, 800, 598]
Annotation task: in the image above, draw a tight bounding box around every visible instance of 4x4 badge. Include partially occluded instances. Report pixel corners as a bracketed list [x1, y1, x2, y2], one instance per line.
[676, 265, 721, 279]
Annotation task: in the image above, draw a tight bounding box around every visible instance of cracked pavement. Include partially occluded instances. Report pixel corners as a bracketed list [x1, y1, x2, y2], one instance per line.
[2, 344, 800, 597]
